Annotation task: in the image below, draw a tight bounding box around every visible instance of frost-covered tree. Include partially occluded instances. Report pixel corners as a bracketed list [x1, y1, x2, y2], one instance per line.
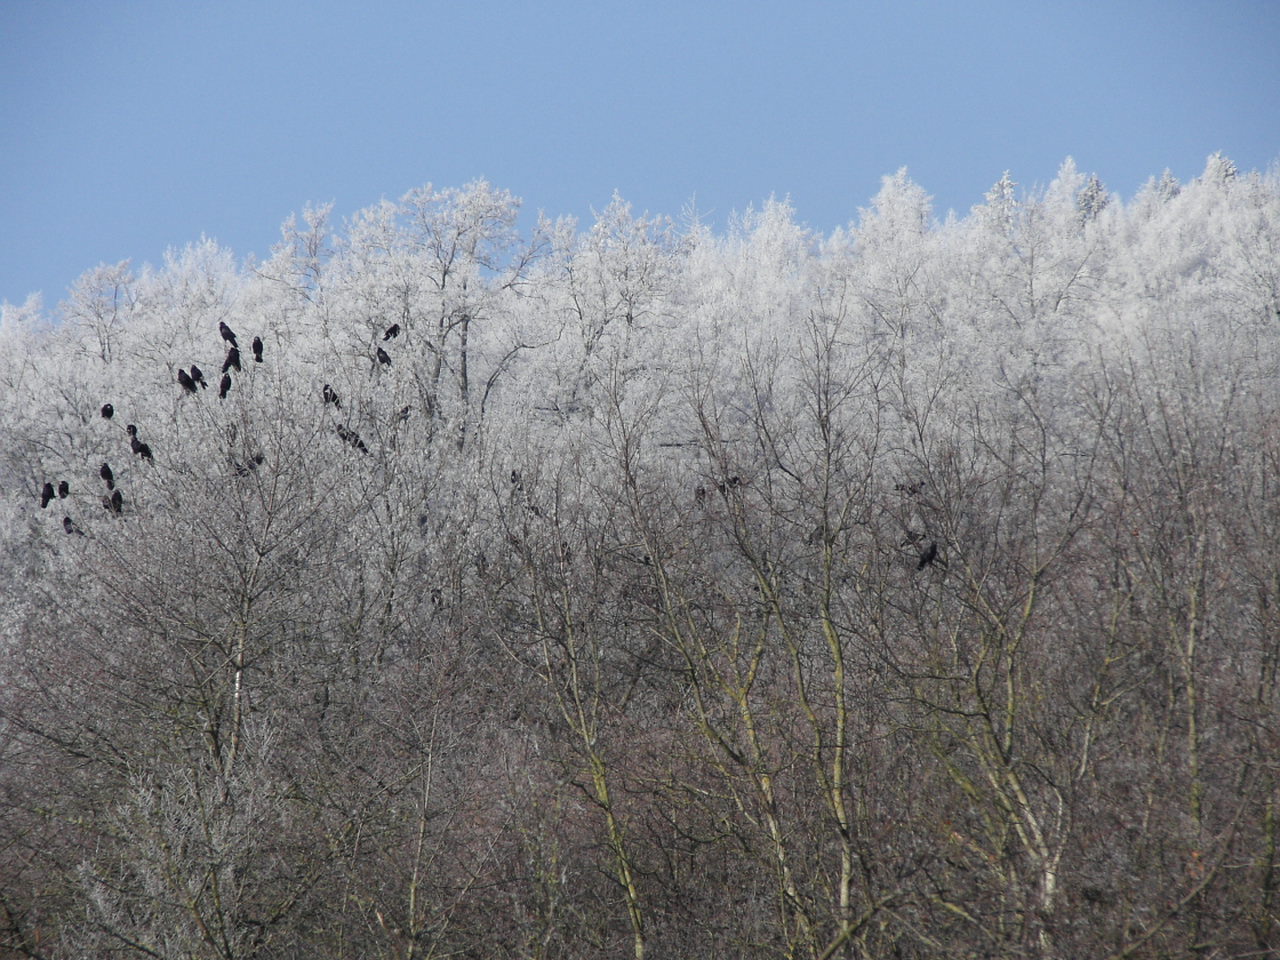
[3, 155, 1280, 959]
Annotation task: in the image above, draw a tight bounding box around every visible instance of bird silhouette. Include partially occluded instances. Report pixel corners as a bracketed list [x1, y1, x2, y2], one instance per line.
[336, 424, 368, 453]
[323, 384, 341, 408]
[376, 347, 391, 366]
[103, 489, 123, 514]
[383, 323, 401, 341]
[40, 482, 55, 509]
[100, 403, 114, 419]
[233, 453, 265, 476]
[219, 321, 238, 346]
[917, 541, 938, 571]
[128, 427, 153, 462]
[219, 373, 232, 399]
[190, 364, 207, 388]
[252, 336, 263, 362]
[100, 462, 114, 489]
[222, 347, 241, 373]
[178, 369, 197, 393]
[63, 516, 84, 536]
[57, 480, 69, 499]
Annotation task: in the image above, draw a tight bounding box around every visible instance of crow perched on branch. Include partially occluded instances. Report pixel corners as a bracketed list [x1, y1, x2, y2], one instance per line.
[57, 480, 69, 499]
[190, 364, 208, 388]
[323, 384, 341, 408]
[219, 321, 238, 347]
[917, 541, 939, 571]
[222, 347, 241, 373]
[126, 425, 153, 462]
[376, 347, 392, 366]
[100, 403, 114, 419]
[63, 516, 84, 536]
[100, 462, 114, 489]
[252, 336, 263, 363]
[219, 373, 232, 399]
[336, 424, 368, 453]
[383, 323, 401, 341]
[40, 482, 55, 509]
[178, 369, 197, 393]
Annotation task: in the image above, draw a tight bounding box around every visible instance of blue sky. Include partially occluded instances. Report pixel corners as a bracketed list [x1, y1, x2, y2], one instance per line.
[3, 0, 1278, 307]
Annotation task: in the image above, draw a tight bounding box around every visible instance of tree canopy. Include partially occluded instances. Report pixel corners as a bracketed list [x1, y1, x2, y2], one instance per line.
[2, 157, 1280, 959]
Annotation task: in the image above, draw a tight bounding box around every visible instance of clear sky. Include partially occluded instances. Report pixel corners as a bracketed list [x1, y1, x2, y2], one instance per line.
[3, 0, 1278, 307]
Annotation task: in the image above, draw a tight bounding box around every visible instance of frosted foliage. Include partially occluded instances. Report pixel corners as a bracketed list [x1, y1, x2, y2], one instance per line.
[3, 154, 1280, 959]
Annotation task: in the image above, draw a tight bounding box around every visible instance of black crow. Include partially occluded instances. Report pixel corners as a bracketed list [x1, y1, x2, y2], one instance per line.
[323, 384, 341, 408]
[190, 364, 208, 388]
[222, 347, 241, 373]
[376, 347, 391, 366]
[57, 480, 69, 499]
[178, 369, 197, 393]
[219, 373, 232, 399]
[100, 462, 114, 489]
[383, 323, 401, 341]
[63, 516, 84, 536]
[219, 321, 238, 346]
[40, 482, 55, 509]
[252, 336, 263, 362]
[336, 424, 368, 453]
[131, 436, 153, 462]
[233, 453, 265, 477]
[104, 489, 123, 514]
[917, 541, 938, 571]
[100, 403, 114, 419]
[125, 423, 137, 436]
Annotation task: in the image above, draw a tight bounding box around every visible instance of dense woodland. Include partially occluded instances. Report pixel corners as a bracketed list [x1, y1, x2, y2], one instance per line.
[2, 154, 1279, 959]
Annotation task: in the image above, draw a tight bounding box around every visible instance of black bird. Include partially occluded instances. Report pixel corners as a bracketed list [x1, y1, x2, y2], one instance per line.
[57, 480, 69, 499]
[63, 515, 84, 536]
[130, 434, 153, 462]
[376, 347, 391, 366]
[322, 384, 341, 408]
[100, 403, 114, 419]
[383, 323, 401, 341]
[252, 336, 263, 362]
[233, 453, 265, 477]
[222, 347, 241, 373]
[917, 541, 938, 571]
[126, 423, 137, 436]
[397, 405, 411, 422]
[190, 364, 207, 388]
[100, 462, 115, 489]
[178, 368, 197, 393]
[219, 373, 232, 399]
[510, 470, 523, 489]
[103, 489, 123, 514]
[336, 424, 368, 453]
[219, 321, 238, 346]
[40, 482, 55, 509]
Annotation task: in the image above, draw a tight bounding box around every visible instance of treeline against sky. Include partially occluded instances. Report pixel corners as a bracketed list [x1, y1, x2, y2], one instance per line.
[1, 154, 1279, 959]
